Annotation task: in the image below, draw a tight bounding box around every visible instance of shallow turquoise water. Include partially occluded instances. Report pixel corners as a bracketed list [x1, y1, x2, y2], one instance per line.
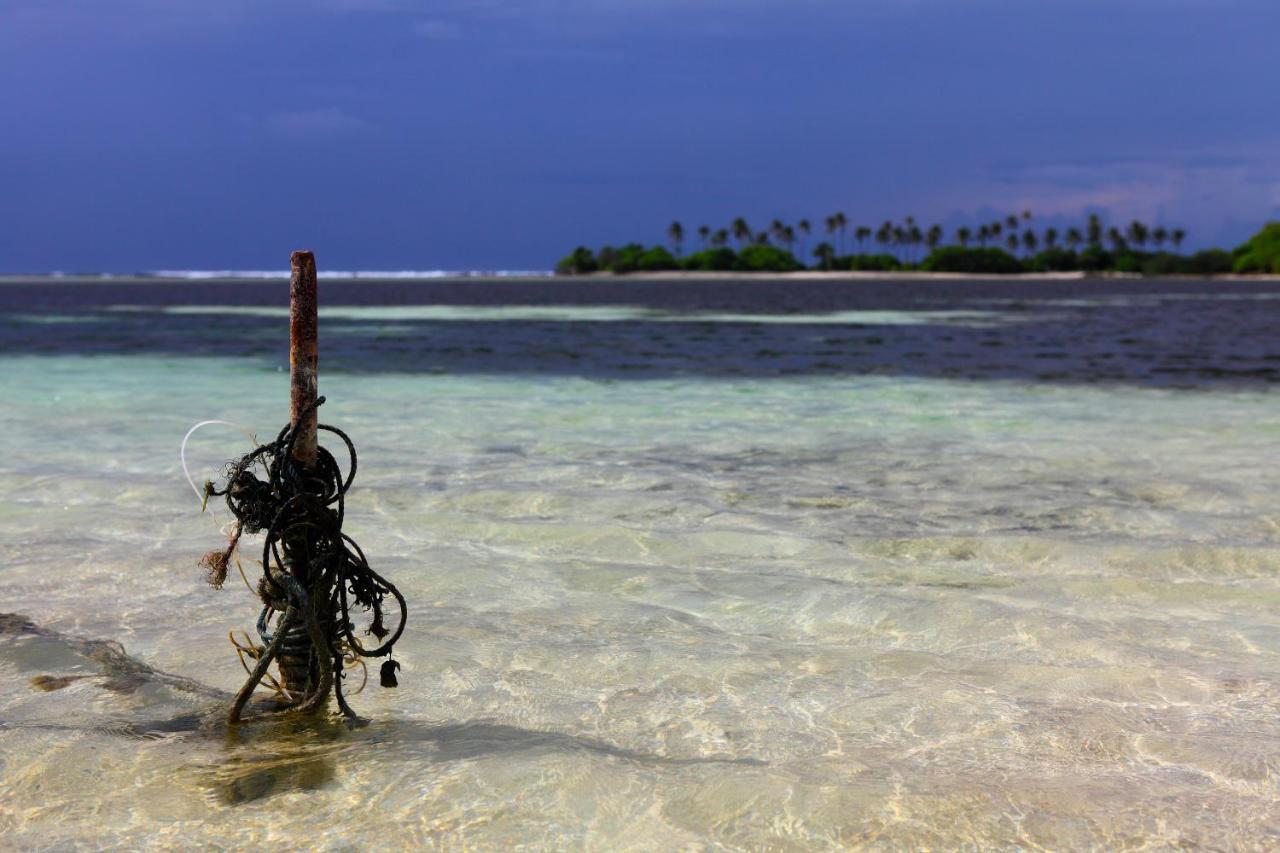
[1, 279, 1279, 848]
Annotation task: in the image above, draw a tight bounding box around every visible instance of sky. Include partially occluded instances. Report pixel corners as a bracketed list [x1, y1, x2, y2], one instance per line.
[1, 0, 1277, 272]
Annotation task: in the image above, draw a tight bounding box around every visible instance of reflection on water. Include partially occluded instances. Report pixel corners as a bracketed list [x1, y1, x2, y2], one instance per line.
[1, 277, 1279, 847]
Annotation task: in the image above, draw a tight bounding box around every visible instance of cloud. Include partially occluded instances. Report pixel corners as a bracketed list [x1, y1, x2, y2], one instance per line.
[930, 144, 1280, 246]
[412, 19, 462, 39]
[266, 107, 375, 136]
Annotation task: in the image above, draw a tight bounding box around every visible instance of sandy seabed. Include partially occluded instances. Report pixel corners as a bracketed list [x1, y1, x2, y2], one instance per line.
[0, 275, 1278, 848]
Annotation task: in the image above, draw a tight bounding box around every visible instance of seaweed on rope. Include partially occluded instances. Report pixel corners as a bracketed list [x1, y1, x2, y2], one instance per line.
[198, 396, 405, 724]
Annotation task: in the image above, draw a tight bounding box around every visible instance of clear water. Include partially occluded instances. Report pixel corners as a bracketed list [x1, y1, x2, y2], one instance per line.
[1, 278, 1278, 848]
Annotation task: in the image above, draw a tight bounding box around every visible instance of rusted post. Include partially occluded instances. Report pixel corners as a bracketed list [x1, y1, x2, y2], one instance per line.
[279, 249, 319, 702]
[289, 250, 319, 468]
[208, 248, 405, 721]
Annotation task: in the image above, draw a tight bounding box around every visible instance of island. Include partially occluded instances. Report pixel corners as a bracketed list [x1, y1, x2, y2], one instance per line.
[557, 215, 1280, 277]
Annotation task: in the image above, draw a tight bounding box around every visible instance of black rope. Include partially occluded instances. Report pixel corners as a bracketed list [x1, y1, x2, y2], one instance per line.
[200, 396, 406, 722]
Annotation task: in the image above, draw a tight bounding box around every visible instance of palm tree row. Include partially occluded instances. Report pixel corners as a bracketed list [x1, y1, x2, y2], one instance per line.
[668, 211, 1187, 263]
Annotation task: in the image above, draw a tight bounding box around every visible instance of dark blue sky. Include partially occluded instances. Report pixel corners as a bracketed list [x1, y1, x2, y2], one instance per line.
[1, 0, 1276, 272]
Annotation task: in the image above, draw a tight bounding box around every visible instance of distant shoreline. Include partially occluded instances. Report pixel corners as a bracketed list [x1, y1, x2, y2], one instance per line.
[3, 270, 1280, 285]
[565, 270, 1280, 282]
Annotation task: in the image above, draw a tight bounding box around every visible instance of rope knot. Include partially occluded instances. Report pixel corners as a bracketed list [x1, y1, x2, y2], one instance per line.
[204, 398, 408, 724]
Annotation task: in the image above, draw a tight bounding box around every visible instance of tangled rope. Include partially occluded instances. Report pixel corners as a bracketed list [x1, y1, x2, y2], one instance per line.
[198, 396, 406, 723]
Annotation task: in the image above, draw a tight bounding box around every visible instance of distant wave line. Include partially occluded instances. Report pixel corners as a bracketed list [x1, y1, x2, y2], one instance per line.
[30, 269, 554, 280]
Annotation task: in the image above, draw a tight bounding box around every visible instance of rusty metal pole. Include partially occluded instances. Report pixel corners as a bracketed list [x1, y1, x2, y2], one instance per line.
[278, 249, 319, 701]
[289, 250, 319, 467]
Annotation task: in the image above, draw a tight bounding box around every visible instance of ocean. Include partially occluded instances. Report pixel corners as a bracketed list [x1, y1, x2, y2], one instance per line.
[1, 275, 1278, 848]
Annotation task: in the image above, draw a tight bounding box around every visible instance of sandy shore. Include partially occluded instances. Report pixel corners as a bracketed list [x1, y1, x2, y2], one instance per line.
[578, 269, 1280, 282]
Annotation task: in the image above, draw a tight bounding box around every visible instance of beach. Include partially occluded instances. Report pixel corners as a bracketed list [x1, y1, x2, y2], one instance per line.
[1, 275, 1278, 847]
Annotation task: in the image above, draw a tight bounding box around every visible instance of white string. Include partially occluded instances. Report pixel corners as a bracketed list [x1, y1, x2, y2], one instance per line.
[180, 419, 257, 534]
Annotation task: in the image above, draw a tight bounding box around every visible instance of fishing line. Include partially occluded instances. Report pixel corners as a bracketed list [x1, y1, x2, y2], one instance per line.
[197, 397, 406, 723]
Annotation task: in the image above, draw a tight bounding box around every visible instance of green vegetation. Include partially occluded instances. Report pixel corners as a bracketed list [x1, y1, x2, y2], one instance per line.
[1231, 222, 1280, 274]
[558, 243, 680, 274]
[554, 246, 598, 275]
[733, 244, 803, 272]
[557, 217, 1280, 277]
[681, 247, 736, 271]
[843, 253, 902, 272]
[921, 247, 1023, 274]
[558, 243, 804, 275]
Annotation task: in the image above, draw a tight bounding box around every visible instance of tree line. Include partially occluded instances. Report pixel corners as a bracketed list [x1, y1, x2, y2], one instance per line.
[557, 212, 1280, 276]
[667, 212, 1192, 267]
[670, 211, 1186, 260]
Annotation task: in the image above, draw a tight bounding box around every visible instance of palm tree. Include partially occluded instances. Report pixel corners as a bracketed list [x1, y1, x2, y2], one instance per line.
[1005, 214, 1019, 231]
[754, 231, 770, 245]
[875, 222, 893, 254]
[926, 224, 943, 255]
[770, 219, 786, 243]
[908, 224, 924, 263]
[1126, 220, 1149, 251]
[1107, 227, 1126, 252]
[977, 225, 990, 247]
[1044, 227, 1058, 250]
[667, 221, 685, 256]
[1086, 214, 1103, 248]
[1005, 233, 1019, 254]
[1171, 228, 1186, 252]
[798, 219, 811, 259]
[1152, 226, 1168, 249]
[697, 225, 711, 249]
[855, 226, 871, 253]
[731, 217, 752, 247]
[781, 225, 797, 257]
[992, 222, 1004, 243]
[1022, 229, 1038, 257]
[1065, 227, 1083, 252]
[813, 242, 835, 270]
[824, 216, 838, 252]
[833, 212, 849, 255]
[711, 229, 729, 248]
[1022, 209, 1033, 222]
[956, 226, 972, 247]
